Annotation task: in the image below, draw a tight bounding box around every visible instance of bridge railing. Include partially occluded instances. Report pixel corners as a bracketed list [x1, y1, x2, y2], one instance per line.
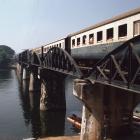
[16, 46, 83, 78]
[43, 47, 83, 78]
[89, 35, 140, 92]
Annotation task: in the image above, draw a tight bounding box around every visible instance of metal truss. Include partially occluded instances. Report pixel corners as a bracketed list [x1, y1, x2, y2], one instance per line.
[43, 47, 83, 78]
[89, 35, 140, 93]
[17, 47, 83, 78]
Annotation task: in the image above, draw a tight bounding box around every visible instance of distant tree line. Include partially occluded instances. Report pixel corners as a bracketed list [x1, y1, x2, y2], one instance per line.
[0, 45, 15, 68]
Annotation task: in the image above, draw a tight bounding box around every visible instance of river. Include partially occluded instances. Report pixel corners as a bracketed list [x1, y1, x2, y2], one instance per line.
[0, 69, 82, 139]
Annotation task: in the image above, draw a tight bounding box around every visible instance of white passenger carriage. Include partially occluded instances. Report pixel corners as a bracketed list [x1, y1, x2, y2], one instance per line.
[43, 38, 66, 53]
[31, 38, 67, 56]
[70, 8, 140, 59]
[32, 47, 42, 55]
[32, 7, 140, 61]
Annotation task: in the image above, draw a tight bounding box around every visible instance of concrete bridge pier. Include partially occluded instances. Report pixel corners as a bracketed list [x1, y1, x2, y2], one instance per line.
[74, 79, 104, 140]
[16, 63, 23, 82]
[40, 80, 48, 111]
[22, 68, 29, 93]
[22, 68, 29, 80]
[73, 79, 139, 140]
[16, 63, 20, 76]
[108, 88, 134, 138]
[29, 66, 40, 92]
[39, 69, 66, 111]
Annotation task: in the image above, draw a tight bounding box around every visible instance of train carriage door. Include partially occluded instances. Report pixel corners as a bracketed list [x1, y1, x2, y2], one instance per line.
[65, 36, 71, 54]
[134, 20, 140, 36]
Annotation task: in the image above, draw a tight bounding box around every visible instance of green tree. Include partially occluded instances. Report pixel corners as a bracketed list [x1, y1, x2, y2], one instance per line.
[0, 45, 15, 68]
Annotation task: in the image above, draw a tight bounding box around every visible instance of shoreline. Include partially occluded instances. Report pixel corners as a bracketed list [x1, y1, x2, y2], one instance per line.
[0, 65, 16, 70]
[38, 135, 80, 140]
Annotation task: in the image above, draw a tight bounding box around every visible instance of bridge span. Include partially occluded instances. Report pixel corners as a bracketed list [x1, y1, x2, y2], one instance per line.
[16, 35, 140, 140]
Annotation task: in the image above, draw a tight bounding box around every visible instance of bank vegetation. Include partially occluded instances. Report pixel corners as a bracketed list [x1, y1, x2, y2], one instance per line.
[0, 45, 15, 68]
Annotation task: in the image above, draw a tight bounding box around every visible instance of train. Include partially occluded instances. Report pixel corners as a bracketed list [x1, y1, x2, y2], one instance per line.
[32, 7, 140, 61]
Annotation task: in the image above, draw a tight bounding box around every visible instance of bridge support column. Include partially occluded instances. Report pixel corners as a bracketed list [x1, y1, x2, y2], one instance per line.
[40, 80, 47, 111]
[22, 68, 29, 80]
[16, 63, 20, 75]
[107, 88, 135, 138]
[29, 73, 34, 91]
[16, 63, 23, 82]
[40, 69, 66, 111]
[74, 79, 104, 140]
[74, 79, 137, 140]
[29, 68, 40, 92]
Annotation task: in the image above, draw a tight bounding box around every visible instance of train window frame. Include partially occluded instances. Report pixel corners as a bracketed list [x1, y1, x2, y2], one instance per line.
[134, 20, 140, 36]
[106, 28, 114, 41]
[77, 37, 80, 46]
[59, 43, 61, 48]
[89, 34, 94, 44]
[72, 39, 75, 47]
[118, 24, 127, 38]
[97, 31, 103, 42]
[82, 35, 87, 45]
[44, 48, 47, 52]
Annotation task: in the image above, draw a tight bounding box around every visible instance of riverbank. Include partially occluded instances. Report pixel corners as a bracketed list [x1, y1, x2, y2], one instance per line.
[9, 64, 16, 69]
[0, 64, 16, 69]
[38, 135, 80, 140]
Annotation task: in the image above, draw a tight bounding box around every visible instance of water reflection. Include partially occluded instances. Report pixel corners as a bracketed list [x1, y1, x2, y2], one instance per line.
[40, 111, 65, 137]
[0, 70, 82, 139]
[19, 79, 65, 138]
[0, 69, 12, 89]
[0, 69, 12, 80]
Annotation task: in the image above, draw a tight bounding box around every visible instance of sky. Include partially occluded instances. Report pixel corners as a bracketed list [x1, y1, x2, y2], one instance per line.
[0, 0, 140, 53]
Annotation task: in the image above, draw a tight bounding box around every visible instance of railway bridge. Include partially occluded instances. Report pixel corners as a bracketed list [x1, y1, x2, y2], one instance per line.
[16, 35, 140, 140]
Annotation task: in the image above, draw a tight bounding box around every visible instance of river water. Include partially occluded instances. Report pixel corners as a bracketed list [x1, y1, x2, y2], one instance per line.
[0, 69, 82, 139]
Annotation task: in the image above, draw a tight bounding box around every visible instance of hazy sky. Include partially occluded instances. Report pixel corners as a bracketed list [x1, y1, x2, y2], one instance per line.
[0, 0, 140, 53]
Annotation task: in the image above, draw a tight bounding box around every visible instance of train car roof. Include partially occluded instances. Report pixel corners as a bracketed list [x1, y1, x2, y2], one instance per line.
[43, 37, 65, 47]
[68, 7, 140, 37]
[30, 37, 66, 51]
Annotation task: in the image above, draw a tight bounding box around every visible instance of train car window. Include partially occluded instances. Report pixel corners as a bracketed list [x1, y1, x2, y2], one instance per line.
[97, 31, 103, 42]
[89, 34, 94, 44]
[59, 43, 61, 48]
[82, 35, 86, 45]
[72, 39, 75, 47]
[77, 38, 80, 46]
[107, 28, 113, 40]
[134, 20, 140, 36]
[118, 24, 127, 38]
